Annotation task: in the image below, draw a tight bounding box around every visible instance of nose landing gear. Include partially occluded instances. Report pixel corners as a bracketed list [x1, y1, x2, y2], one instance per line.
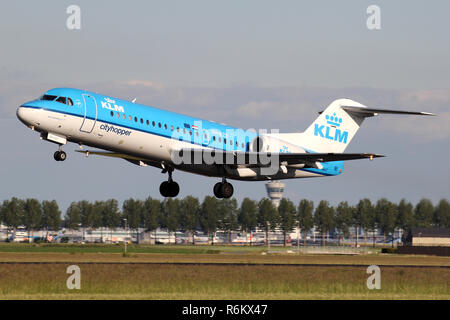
[53, 146, 66, 161]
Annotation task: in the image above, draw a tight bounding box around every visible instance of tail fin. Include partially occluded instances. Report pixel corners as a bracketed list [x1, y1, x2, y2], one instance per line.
[284, 98, 434, 153]
[302, 98, 367, 153]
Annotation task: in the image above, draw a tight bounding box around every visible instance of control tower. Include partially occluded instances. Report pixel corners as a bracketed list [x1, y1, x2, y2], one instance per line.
[265, 180, 285, 208]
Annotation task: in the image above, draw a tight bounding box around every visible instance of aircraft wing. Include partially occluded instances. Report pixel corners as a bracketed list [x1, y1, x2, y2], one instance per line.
[172, 149, 384, 166]
[76, 149, 383, 168]
[75, 150, 162, 168]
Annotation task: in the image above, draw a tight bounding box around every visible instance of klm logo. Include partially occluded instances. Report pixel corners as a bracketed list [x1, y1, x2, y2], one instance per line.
[314, 113, 348, 144]
[101, 97, 125, 113]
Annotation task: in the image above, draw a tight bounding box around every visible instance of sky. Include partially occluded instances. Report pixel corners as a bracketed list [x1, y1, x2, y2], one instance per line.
[0, 1, 449, 212]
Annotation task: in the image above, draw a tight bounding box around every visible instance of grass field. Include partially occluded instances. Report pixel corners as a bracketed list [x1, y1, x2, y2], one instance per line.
[0, 244, 449, 299]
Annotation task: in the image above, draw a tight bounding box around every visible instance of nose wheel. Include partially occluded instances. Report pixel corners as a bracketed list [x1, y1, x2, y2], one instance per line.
[159, 167, 180, 197]
[54, 150, 66, 161]
[213, 179, 234, 199]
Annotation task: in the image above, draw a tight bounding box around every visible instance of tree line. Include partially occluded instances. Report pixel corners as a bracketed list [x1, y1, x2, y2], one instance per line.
[0, 197, 449, 245]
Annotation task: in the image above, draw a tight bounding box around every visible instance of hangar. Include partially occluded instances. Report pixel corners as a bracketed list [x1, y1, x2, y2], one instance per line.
[405, 228, 450, 247]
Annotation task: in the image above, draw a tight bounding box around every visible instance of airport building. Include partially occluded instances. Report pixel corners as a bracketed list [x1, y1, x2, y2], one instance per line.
[405, 228, 450, 247]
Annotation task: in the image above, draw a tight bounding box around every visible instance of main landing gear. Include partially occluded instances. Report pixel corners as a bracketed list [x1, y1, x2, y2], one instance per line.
[159, 168, 180, 198]
[213, 178, 234, 199]
[53, 146, 66, 161]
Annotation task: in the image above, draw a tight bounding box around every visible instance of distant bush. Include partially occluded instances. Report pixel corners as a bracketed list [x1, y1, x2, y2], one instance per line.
[205, 249, 221, 254]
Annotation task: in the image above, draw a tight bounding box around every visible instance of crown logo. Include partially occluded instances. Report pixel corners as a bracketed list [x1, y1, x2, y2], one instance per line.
[325, 113, 342, 127]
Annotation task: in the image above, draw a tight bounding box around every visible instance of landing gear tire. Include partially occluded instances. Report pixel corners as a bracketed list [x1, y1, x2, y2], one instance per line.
[53, 151, 66, 161]
[221, 182, 234, 199]
[160, 181, 180, 198]
[213, 182, 234, 199]
[213, 182, 223, 198]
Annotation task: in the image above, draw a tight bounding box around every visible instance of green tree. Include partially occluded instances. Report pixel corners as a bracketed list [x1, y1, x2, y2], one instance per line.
[335, 201, 354, 244]
[200, 196, 220, 245]
[103, 199, 121, 242]
[142, 197, 161, 243]
[314, 200, 335, 246]
[65, 202, 81, 230]
[414, 198, 434, 228]
[375, 198, 398, 246]
[42, 200, 62, 240]
[79, 200, 94, 230]
[179, 196, 200, 244]
[1, 198, 23, 241]
[161, 198, 180, 243]
[298, 199, 314, 246]
[238, 198, 258, 245]
[218, 198, 239, 244]
[278, 198, 297, 247]
[397, 199, 415, 241]
[257, 198, 278, 244]
[433, 199, 449, 228]
[23, 198, 42, 242]
[122, 198, 143, 244]
[354, 199, 372, 246]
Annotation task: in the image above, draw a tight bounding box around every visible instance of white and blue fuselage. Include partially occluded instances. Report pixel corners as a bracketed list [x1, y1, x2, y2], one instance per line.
[17, 88, 341, 181]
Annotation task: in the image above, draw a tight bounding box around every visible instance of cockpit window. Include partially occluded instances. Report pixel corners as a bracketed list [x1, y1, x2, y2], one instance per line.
[48, 96, 74, 106]
[41, 95, 57, 101]
[56, 96, 66, 104]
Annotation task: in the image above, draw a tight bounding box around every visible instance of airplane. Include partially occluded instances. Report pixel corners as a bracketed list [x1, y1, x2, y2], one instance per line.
[16, 88, 434, 198]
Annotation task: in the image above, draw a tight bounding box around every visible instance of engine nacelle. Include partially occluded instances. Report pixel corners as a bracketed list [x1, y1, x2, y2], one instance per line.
[249, 135, 305, 154]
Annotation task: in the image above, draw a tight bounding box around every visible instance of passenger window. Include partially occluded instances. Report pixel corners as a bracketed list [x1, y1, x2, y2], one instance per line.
[146, 120, 149, 125]
[123, 114, 126, 119]
[219, 137, 222, 143]
[117, 112, 120, 118]
[158, 122, 162, 128]
[224, 138, 227, 144]
[140, 118, 143, 124]
[134, 117, 138, 122]
[129, 115, 132, 121]
[170, 125, 174, 131]
[152, 121, 156, 127]
[164, 124, 168, 130]
[110, 111, 114, 117]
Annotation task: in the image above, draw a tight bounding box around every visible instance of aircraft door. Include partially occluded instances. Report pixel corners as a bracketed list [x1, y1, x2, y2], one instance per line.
[80, 94, 98, 133]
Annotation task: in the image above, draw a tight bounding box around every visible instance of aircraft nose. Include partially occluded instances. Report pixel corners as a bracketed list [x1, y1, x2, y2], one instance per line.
[16, 105, 32, 126]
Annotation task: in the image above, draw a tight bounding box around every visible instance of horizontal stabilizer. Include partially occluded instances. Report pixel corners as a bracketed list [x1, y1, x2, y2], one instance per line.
[341, 106, 436, 117]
